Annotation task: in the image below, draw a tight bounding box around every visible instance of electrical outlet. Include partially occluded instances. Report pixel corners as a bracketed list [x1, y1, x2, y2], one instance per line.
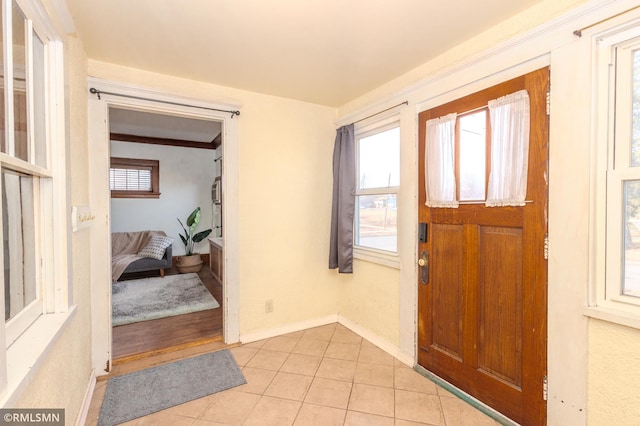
[265, 299, 273, 313]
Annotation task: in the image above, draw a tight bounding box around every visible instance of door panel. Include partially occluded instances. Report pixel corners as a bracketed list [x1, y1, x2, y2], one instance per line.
[417, 68, 549, 426]
[478, 226, 523, 388]
[431, 224, 464, 359]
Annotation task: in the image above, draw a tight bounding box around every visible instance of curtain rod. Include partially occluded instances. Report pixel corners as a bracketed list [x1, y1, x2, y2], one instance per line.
[573, 4, 640, 37]
[88, 87, 241, 118]
[353, 101, 408, 125]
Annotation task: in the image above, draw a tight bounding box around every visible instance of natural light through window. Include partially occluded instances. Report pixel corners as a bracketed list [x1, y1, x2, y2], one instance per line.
[591, 28, 640, 323]
[458, 111, 487, 201]
[109, 157, 160, 198]
[622, 49, 640, 299]
[355, 125, 399, 253]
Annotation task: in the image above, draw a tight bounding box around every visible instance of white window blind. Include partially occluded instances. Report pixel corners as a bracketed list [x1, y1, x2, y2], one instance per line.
[109, 167, 152, 191]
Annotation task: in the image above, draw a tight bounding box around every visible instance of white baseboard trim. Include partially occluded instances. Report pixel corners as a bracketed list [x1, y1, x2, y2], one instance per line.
[238, 314, 415, 368]
[337, 315, 414, 367]
[240, 314, 339, 344]
[75, 369, 96, 426]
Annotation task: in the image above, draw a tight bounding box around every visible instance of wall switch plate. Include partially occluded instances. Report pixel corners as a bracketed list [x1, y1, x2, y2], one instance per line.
[265, 299, 273, 313]
[72, 205, 95, 232]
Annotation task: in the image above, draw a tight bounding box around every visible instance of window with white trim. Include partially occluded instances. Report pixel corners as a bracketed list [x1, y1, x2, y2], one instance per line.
[591, 21, 640, 322]
[354, 119, 400, 257]
[0, 0, 67, 398]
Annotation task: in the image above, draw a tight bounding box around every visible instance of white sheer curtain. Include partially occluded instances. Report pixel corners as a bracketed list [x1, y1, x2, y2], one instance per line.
[425, 113, 458, 208]
[486, 90, 530, 207]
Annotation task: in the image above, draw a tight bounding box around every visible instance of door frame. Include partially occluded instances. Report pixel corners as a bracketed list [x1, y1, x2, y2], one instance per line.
[88, 78, 240, 375]
[415, 68, 549, 425]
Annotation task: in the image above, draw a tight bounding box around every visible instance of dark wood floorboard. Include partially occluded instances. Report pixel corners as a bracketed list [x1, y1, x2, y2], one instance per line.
[112, 256, 223, 361]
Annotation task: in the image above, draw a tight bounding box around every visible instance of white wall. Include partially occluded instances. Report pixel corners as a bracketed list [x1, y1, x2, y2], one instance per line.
[110, 141, 216, 256]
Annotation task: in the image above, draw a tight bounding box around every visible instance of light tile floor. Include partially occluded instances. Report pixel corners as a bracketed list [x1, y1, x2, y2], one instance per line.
[86, 323, 502, 425]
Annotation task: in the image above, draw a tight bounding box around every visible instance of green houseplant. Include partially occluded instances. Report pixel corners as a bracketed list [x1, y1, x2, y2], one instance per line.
[176, 207, 212, 273]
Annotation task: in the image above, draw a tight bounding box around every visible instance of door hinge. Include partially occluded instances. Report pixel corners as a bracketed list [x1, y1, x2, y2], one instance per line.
[544, 234, 549, 260]
[546, 90, 551, 115]
[543, 375, 548, 401]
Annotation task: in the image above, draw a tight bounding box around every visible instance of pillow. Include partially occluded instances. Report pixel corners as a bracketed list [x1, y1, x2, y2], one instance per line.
[138, 235, 173, 260]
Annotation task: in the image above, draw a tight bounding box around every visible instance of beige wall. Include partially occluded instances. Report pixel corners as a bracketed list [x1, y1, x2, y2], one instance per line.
[588, 319, 640, 426]
[338, 261, 400, 345]
[15, 35, 93, 424]
[87, 61, 343, 335]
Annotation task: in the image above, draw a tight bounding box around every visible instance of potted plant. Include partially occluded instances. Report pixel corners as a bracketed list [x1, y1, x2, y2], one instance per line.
[175, 207, 212, 273]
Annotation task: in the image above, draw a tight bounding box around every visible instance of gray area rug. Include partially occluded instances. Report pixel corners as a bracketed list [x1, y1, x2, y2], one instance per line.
[98, 350, 246, 426]
[112, 273, 219, 326]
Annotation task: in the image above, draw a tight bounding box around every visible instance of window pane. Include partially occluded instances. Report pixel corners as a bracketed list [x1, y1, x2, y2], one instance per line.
[358, 127, 399, 189]
[33, 31, 47, 167]
[109, 168, 152, 191]
[623, 180, 640, 297]
[632, 49, 640, 167]
[459, 111, 487, 201]
[3, 169, 37, 322]
[12, 2, 27, 162]
[355, 194, 397, 252]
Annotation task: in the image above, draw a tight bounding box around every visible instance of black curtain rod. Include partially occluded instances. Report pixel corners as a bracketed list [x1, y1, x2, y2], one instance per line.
[353, 101, 408, 125]
[88, 87, 241, 118]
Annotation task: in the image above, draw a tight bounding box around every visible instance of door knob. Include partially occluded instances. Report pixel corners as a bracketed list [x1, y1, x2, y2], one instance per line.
[418, 250, 429, 284]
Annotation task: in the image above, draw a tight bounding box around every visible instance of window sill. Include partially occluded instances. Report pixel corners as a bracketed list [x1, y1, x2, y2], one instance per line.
[583, 305, 640, 330]
[1, 306, 77, 407]
[111, 191, 161, 199]
[354, 247, 400, 269]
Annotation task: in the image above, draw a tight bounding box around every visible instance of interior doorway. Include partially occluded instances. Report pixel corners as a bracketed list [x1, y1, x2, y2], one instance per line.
[108, 107, 224, 360]
[87, 81, 240, 375]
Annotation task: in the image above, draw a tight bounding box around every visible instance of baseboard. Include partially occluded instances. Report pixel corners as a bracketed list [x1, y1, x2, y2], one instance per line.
[75, 369, 96, 426]
[337, 315, 414, 367]
[240, 314, 339, 343]
[239, 313, 414, 368]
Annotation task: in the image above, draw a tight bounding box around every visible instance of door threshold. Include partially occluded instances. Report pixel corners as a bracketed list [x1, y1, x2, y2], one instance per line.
[113, 335, 224, 365]
[413, 365, 521, 426]
[101, 337, 236, 380]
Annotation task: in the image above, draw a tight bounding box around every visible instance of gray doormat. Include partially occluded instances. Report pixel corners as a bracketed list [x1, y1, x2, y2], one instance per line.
[98, 350, 246, 426]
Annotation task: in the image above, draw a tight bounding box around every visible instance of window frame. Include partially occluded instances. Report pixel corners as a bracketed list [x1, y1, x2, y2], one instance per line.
[353, 115, 400, 267]
[587, 20, 640, 327]
[0, 0, 71, 403]
[109, 156, 160, 199]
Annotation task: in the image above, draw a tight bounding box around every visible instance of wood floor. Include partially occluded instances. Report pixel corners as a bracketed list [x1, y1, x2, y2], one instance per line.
[112, 255, 223, 362]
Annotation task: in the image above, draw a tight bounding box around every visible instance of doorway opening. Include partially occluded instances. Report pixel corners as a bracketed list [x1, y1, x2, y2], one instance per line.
[87, 82, 240, 376]
[108, 107, 224, 361]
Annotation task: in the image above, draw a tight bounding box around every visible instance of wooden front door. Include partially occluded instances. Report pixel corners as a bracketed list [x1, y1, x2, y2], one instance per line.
[417, 68, 549, 426]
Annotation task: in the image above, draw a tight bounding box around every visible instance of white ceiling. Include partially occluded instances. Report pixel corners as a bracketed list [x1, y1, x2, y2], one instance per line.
[65, 0, 541, 107]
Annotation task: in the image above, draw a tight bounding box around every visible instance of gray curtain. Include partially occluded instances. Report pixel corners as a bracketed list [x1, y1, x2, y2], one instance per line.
[329, 124, 355, 273]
